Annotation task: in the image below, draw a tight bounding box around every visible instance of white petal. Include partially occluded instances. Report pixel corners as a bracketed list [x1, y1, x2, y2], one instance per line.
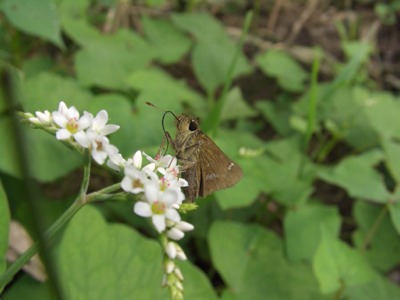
[91, 149, 107, 165]
[133, 150, 142, 169]
[167, 228, 184, 240]
[162, 189, 180, 206]
[134, 201, 152, 217]
[58, 101, 68, 114]
[175, 221, 194, 232]
[67, 106, 79, 120]
[36, 111, 52, 124]
[78, 112, 93, 130]
[175, 246, 187, 261]
[73, 131, 90, 148]
[56, 129, 71, 140]
[152, 214, 166, 232]
[165, 242, 177, 259]
[144, 182, 159, 203]
[143, 163, 155, 173]
[165, 208, 180, 223]
[121, 176, 133, 192]
[174, 268, 184, 281]
[52, 111, 67, 127]
[165, 260, 175, 274]
[101, 124, 119, 135]
[94, 110, 108, 129]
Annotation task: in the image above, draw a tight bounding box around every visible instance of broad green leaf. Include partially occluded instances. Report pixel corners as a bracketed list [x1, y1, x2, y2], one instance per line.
[126, 67, 204, 110]
[318, 149, 390, 203]
[1, 0, 64, 48]
[344, 272, 400, 300]
[256, 49, 308, 92]
[221, 87, 257, 121]
[58, 205, 216, 300]
[262, 137, 315, 206]
[213, 130, 268, 209]
[0, 117, 21, 177]
[313, 227, 374, 294]
[381, 137, 400, 182]
[389, 188, 400, 235]
[2, 274, 51, 300]
[284, 205, 341, 262]
[0, 180, 10, 284]
[0, 113, 82, 181]
[209, 221, 326, 300]
[364, 92, 400, 139]
[353, 201, 400, 271]
[172, 13, 250, 94]
[142, 16, 192, 64]
[178, 262, 218, 300]
[75, 29, 158, 89]
[22, 71, 92, 112]
[27, 128, 83, 182]
[58, 205, 168, 300]
[191, 41, 250, 94]
[256, 97, 294, 136]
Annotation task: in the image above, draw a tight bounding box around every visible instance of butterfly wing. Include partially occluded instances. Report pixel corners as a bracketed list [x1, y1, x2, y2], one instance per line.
[198, 136, 243, 197]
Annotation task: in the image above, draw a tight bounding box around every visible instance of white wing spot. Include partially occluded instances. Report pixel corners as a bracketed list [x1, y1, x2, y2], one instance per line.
[227, 162, 234, 171]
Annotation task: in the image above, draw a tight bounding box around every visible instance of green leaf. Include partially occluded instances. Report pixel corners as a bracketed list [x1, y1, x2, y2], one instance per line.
[221, 87, 257, 121]
[1, 0, 64, 48]
[2, 274, 51, 300]
[256, 97, 294, 136]
[0, 117, 21, 177]
[318, 149, 390, 203]
[0, 115, 83, 181]
[75, 29, 158, 89]
[27, 129, 83, 182]
[172, 13, 250, 94]
[353, 201, 400, 271]
[0, 180, 10, 285]
[389, 188, 400, 235]
[58, 205, 217, 299]
[313, 226, 374, 294]
[344, 272, 400, 300]
[213, 130, 268, 209]
[263, 137, 315, 206]
[256, 49, 308, 92]
[209, 221, 326, 300]
[284, 205, 341, 262]
[58, 205, 169, 300]
[22, 71, 92, 113]
[382, 137, 400, 182]
[178, 262, 218, 300]
[142, 16, 192, 64]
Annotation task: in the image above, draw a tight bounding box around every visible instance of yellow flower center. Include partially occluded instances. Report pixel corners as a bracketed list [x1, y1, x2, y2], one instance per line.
[132, 179, 143, 189]
[151, 201, 166, 215]
[66, 118, 78, 134]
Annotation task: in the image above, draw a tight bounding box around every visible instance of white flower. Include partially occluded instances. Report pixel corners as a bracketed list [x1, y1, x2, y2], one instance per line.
[107, 153, 126, 171]
[89, 110, 119, 136]
[88, 134, 118, 165]
[166, 220, 194, 240]
[133, 182, 181, 233]
[144, 153, 175, 169]
[35, 110, 52, 125]
[52, 102, 92, 144]
[165, 242, 187, 260]
[121, 165, 155, 194]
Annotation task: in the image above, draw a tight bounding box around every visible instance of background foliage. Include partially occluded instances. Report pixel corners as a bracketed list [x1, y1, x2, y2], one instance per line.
[1, 0, 400, 299]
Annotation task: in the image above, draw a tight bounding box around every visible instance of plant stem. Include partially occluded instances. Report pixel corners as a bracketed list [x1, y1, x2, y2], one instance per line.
[202, 10, 253, 134]
[361, 204, 388, 251]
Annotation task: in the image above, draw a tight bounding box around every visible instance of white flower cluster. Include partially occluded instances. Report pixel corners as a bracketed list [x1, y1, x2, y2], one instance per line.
[27, 101, 194, 298]
[119, 151, 193, 239]
[30, 101, 120, 165]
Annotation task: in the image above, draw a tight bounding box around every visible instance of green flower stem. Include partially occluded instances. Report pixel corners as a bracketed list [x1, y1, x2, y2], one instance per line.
[0, 158, 121, 290]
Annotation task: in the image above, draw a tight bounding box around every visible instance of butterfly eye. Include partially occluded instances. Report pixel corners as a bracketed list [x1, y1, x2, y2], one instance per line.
[189, 120, 198, 131]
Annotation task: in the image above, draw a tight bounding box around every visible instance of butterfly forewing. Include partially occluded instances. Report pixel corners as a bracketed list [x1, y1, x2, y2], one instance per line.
[198, 136, 243, 197]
